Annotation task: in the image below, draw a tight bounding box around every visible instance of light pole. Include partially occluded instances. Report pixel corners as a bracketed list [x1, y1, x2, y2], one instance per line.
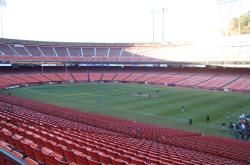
[0, 0, 6, 39]
[151, 10, 156, 42]
[151, 8, 167, 42]
[162, 8, 166, 42]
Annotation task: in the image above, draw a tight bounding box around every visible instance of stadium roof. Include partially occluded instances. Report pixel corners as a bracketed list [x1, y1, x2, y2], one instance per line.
[0, 38, 188, 47]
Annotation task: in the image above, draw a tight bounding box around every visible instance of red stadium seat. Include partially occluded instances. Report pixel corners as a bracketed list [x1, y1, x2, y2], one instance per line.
[21, 138, 35, 158]
[73, 150, 89, 164]
[63, 147, 76, 163]
[42, 147, 58, 165]
[98, 153, 112, 164]
[31, 144, 46, 164]
[55, 156, 69, 165]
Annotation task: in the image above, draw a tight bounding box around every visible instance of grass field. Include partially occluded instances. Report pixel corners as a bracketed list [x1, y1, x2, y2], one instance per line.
[1, 82, 250, 138]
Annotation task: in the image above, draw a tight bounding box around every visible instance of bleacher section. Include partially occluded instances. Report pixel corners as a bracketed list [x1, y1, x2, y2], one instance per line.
[198, 76, 239, 90]
[68, 47, 82, 57]
[0, 42, 168, 63]
[28, 73, 51, 83]
[1, 69, 250, 92]
[39, 46, 56, 56]
[175, 74, 214, 88]
[101, 72, 117, 81]
[124, 73, 146, 82]
[89, 72, 102, 81]
[96, 48, 109, 57]
[43, 73, 62, 82]
[25, 46, 42, 56]
[225, 75, 250, 92]
[113, 72, 132, 82]
[9, 45, 30, 56]
[71, 72, 89, 82]
[54, 47, 69, 57]
[0, 94, 249, 165]
[56, 73, 74, 82]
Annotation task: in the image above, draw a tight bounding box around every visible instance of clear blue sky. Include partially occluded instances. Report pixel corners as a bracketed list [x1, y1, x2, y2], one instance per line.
[1, 0, 249, 42]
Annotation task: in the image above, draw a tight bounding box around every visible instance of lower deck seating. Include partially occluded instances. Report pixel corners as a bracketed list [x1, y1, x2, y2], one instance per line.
[0, 94, 249, 164]
[113, 72, 132, 81]
[71, 72, 89, 81]
[198, 76, 239, 89]
[56, 73, 74, 82]
[0, 69, 250, 92]
[101, 73, 117, 81]
[224, 75, 250, 92]
[43, 73, 63, 82]
[123, 73, 146, 82]
[28, 73, 52, 83]
[89, 73, 102, 81]
[175, 74, 213, 87]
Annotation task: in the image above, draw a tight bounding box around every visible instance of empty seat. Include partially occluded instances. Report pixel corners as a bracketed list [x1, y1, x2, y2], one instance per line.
[42, 147, 58, 165]
[98, 153, 112, 164]
[63, 147, 76, 163]
[12, 134, 24, 153]
[54, 145, 66, 156]
[55, 156, 69, 165]
[73, 150, 89, 164]
[86, 149, 99, 161]
[31, 144, 46, 164]
[21, 138, 34, 159]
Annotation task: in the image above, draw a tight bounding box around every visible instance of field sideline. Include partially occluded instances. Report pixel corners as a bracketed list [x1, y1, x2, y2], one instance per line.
[1, 82, 250, 138]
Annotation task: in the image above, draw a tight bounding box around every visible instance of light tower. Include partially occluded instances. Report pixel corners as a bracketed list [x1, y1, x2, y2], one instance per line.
[0, 0, 6, 39]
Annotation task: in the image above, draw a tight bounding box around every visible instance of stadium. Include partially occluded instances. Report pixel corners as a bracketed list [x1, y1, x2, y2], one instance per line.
[0, 0, 250, 165]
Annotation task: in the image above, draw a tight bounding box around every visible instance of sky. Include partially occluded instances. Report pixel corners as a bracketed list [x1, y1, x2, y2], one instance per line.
[1, 0, 250, 43]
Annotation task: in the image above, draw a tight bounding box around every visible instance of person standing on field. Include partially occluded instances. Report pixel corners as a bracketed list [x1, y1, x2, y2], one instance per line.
[206, 115, 210, 122]
[226, 112, 230, 120]
[181, 106, 185, 113]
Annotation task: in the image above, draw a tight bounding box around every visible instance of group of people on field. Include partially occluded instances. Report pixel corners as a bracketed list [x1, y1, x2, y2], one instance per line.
[181, 105, 250, 141]
[231, 114, 250, 140]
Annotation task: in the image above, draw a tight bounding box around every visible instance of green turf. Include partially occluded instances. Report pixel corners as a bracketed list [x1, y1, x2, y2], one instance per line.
[1, 83, 250, 138]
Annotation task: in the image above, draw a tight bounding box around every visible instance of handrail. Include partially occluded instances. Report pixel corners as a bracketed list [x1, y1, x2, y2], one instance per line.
[0, 148, 28, 165]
